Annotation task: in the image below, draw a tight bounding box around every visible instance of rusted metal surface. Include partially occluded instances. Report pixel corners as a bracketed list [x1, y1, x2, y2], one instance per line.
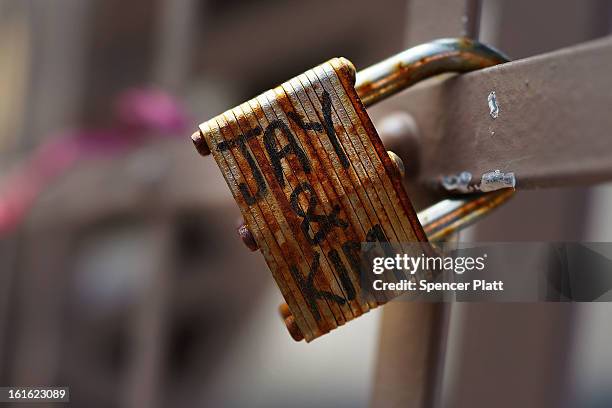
[283, 314, 304, 342]
[276, 187, 514, 339]
[419, 189, 515, 241]
[369, 36, 612, 190]
[194, 37, 516, 342]
[355, 38, 508, 106]
[195, 58, 428, 342]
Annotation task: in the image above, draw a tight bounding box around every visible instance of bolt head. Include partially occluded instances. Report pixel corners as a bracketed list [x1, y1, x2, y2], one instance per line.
[284, 314, 304, 342]
[278, 303, 291, 319]
[387, 150, 406, 179]
[191, 130, 211, 156]
[237, 221, 259, 251]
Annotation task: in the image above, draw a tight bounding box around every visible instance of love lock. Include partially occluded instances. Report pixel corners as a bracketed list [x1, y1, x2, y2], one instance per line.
[192, 38, 513, 342]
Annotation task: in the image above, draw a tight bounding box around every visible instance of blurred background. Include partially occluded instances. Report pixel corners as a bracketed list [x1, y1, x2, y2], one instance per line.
[0, 0, 611, 407]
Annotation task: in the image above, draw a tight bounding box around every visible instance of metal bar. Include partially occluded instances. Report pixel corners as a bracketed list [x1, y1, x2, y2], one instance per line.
[404, 0, 481, 46]
[369, 36, 612, 190]
[371, 301, 446, 408]
[124, 221, 172, 408]
[461, 0, 481, 38]
[371, 2, 482, 408]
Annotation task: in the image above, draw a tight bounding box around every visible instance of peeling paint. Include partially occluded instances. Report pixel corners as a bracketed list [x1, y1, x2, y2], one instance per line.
[441, 171, 473, 193]
[480, 169, 516, 191]
[442, 169, 516, 193]
[488, 91, 499, 118]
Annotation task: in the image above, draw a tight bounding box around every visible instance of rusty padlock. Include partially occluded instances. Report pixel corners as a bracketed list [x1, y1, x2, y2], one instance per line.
[192, 38, 511, 342]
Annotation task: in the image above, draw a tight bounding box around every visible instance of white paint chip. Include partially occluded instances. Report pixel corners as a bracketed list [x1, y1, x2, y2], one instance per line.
[441, 171, 473, 193]
[480, 169, 516, 191]
[488, 91, 499, 119]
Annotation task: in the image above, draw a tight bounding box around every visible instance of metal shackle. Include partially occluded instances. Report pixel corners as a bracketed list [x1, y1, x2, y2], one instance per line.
[356, 38, 509, 107]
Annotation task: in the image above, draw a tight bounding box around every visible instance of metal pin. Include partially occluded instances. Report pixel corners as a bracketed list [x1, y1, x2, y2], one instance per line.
[278, 303, 291, 319]
[237, 221, 258, 251]
[387, 151, 406, 179]
[284, 314, 305, 342]
[191, 129, 211, 156]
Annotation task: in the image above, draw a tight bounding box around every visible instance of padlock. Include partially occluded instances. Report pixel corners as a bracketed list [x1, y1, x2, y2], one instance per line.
[192, 38, 512, 342]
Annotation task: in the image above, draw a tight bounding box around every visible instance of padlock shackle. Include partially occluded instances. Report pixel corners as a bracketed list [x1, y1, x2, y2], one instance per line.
[355, 38, 509, 107]
[419, 188, 514, 241]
